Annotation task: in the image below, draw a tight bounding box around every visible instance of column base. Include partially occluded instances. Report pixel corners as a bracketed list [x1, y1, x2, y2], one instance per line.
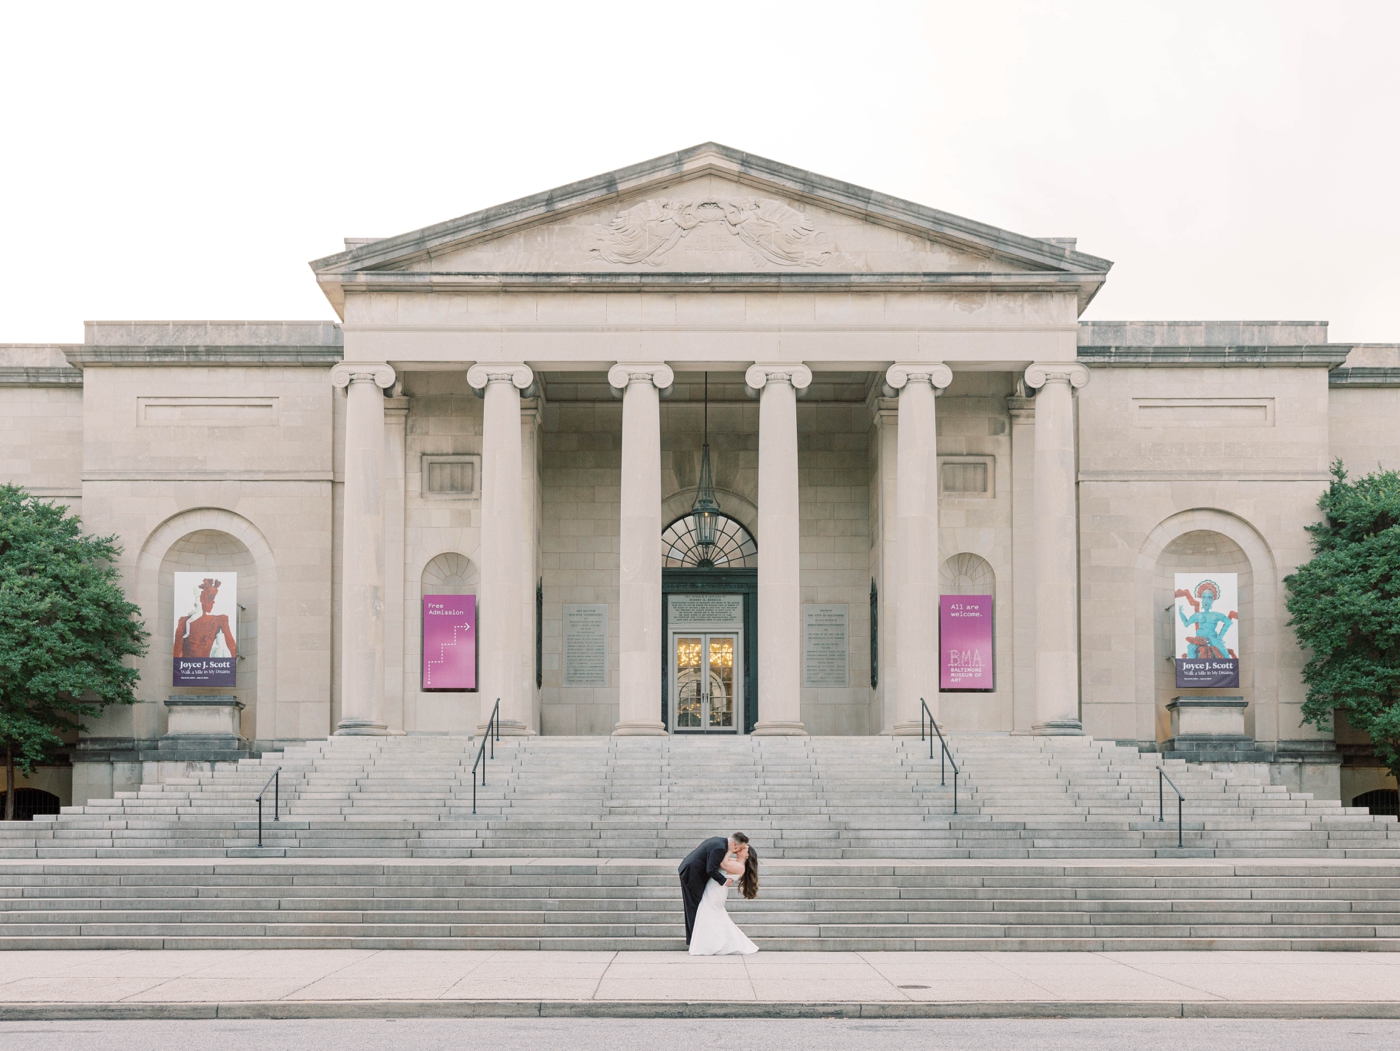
[479, 720, 534, 738]
[890, 721, 928, 737]
[612, 722, 668, 737]
[334, 720, 388, 736]
[750, 721, 808, 737]
[1032, 718, 1085, 736]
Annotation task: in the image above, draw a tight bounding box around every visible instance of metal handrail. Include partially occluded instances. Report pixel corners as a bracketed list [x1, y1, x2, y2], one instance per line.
[920, 699, 960, 815]
[1158, 764, 1184, 849]
[471, 698, 502, 815]
[255, 767, 281, 848]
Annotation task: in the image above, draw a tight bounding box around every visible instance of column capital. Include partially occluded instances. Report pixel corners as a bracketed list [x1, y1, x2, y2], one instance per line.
[1024, 362, 1090, 390]
[330, 362, 395, 390]
[466, 363, 534, 391]
[607, 362, 675, 392]
[745, 362, 812, 391]
[885, 362, 953, 391]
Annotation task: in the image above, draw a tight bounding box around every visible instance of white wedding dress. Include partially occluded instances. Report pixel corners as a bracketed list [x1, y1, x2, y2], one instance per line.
[688, 862, 758, 956]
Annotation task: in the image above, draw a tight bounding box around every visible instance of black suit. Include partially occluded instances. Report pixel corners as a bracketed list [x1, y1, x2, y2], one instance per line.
[677, 836, 730, 945]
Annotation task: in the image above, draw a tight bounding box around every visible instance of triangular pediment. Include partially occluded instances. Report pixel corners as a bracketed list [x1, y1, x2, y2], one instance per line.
[310, 143, 1112, 311]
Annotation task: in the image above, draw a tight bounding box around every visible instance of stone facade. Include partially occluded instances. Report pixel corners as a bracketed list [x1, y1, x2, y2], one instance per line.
[1, 144, 1396, 809]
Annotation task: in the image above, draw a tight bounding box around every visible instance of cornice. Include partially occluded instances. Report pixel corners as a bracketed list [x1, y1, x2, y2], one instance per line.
[1329, 367, 1400, 387]
[327, 270, 1100, 297]
[65, 346, 344, 369]
[0, 366, 82, 387]
[1078, 346, 1351, 368]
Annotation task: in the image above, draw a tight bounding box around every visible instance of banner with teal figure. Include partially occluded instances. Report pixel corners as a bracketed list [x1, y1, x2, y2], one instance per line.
[1174, 573, 1239, 688]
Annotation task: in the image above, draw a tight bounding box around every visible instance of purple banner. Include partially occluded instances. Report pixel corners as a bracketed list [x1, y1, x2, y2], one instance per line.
[940, 595, 994, 691]
[422, 595, 476, 690]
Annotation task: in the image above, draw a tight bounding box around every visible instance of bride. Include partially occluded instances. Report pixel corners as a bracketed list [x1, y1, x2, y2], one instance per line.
[688, 845, 760, 956]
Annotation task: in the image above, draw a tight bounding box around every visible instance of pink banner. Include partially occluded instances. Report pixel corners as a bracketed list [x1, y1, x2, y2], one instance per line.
[940, 595, 993, 690]
[422, 595, 476, 690]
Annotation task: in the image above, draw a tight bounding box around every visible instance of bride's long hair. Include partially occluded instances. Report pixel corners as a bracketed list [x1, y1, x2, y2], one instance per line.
[738, 847, 759, 899]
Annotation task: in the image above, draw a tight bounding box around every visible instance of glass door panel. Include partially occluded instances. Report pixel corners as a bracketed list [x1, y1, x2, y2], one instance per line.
[675, 636, 703, 729]
[708, 636, 735, 728]
[671, 631, 741, 733]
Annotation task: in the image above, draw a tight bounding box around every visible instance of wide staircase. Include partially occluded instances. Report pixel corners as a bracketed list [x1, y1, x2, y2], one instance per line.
[1, 733, 1397, 950]
[2, 733, 1396, 860]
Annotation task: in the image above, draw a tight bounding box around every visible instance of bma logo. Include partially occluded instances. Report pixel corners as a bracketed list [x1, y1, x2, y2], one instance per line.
[946, 649, 985, 669]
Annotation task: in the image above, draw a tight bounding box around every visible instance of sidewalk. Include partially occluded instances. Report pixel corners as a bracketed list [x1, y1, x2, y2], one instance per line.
[1, 950, 1399, 1019]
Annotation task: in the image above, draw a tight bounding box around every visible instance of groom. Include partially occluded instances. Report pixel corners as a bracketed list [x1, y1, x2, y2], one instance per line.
[678, 832, 749, 946]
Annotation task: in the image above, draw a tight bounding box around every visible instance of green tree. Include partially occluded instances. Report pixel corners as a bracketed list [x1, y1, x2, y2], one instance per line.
[1285, 462, 1400, 785]
[0, 485, 147, 819]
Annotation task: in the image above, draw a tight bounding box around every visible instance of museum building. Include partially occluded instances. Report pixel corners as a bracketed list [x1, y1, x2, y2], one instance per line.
[2, 143, 1397, 812]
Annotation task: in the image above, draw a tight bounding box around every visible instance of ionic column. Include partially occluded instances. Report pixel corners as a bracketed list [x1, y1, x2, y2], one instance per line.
[1024, 362, 1090, 735]
[886, 362, 953, 735]
[330, 362, 396, 735]
[467, 362, 535, 736]
[610, 362, 674, 736]
[746, 363, 812, 736]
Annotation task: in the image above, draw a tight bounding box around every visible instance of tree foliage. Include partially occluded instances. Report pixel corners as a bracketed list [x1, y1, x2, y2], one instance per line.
[0, 485, 148, 817]
[1285, 462, 1400, 784]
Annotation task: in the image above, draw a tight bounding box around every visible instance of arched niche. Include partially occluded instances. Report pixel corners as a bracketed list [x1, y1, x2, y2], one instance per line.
[422, 551, 479, 595]
[940, 551, 995, 595]
[1135, 510, 1277, 746]
[136, 509, 278, 745]
[407, 552, 479, 734]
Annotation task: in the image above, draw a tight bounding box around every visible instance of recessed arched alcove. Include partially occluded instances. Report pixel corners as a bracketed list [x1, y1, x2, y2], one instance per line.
[130, 509, 277, 747]
[407, 552, 479, 735]
[1136, 510, 1276, 747]
[159, 529, 258, 740]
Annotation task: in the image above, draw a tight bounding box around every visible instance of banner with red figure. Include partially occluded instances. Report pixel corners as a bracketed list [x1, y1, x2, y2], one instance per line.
[172, 573, 238, 686]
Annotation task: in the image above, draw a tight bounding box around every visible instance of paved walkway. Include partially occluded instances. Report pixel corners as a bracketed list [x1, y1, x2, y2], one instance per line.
[1, 950, 1399, 1018]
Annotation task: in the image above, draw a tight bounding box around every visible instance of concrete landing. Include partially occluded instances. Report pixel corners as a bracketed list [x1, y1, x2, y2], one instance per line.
[1, 949, 1399, 1019]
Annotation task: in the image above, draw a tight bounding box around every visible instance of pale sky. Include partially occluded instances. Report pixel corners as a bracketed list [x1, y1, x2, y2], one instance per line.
[2, 1, 1396, 344]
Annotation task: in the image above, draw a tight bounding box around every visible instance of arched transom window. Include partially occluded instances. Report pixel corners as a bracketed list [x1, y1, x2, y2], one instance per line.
[662, 514, 757, 569]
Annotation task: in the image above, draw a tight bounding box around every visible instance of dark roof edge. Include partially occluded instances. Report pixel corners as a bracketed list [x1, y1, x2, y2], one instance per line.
[1329, 367, 1400, 387]
[1079, 346, 1352, 368]
[64, 347, 345, 369]
[0, 366, 83, 387]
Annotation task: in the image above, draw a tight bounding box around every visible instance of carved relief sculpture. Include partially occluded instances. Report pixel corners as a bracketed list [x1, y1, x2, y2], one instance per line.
[592, 197, 835, 267]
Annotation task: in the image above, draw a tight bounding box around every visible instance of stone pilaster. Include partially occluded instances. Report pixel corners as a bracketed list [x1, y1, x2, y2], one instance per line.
[330, 361, 395, 735]
[383, 396, 408, 734]
[1024, 361, 1090, 735]
[1007, 387, 1037, 732]
[467, 362, 535, 736]
[610, 362, 674, 736]
[746, 362, 812, 736]
[885, 362, 953, 734]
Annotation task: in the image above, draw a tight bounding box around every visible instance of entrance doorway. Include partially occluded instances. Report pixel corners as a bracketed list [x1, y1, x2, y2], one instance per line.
[672, 633, 741, 731]
[661, 574, 756, 733]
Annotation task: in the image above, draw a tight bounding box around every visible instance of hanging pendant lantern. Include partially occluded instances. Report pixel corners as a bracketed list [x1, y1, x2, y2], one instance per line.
[691, 372, 722, 559]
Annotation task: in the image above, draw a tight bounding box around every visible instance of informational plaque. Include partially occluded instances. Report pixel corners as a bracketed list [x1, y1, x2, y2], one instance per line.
[940, 595, 993, 690]
[1174, 573, 1240, 688]
[562, 603, 609, 687]
[668, 593, 743, 627]
[803, 604, 849, 688]
[422, 594, 476, 690]
[173, 572, 238, 686]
